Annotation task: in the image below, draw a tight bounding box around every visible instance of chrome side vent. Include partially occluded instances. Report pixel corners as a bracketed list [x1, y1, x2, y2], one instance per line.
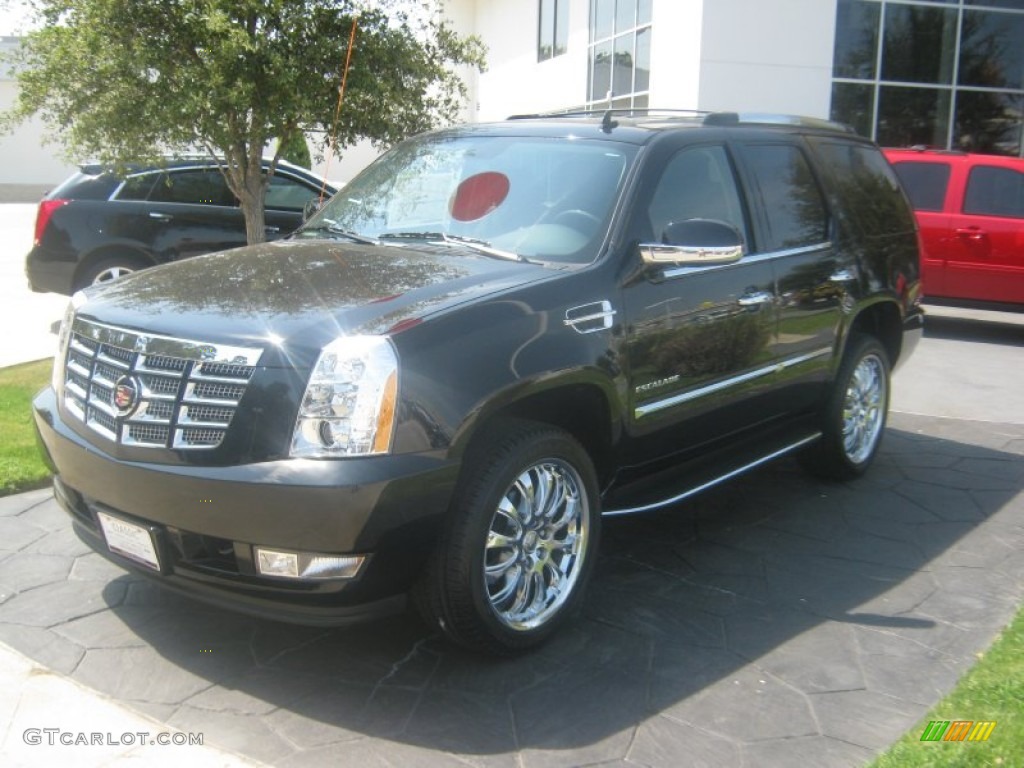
[564, 301, 616, 334]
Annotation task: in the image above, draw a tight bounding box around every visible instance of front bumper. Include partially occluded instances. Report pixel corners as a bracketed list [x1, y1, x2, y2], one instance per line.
[33, 387, 459, 625]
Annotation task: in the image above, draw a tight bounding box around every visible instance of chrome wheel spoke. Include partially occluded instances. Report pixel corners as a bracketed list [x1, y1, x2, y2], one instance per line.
[489, 565, 522, 605]
[841, 354, 887, 464]
[485, 552, 518, 580]
[483, 456, 590, 632]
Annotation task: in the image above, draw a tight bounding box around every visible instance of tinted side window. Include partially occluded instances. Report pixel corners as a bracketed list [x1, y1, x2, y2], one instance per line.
[890, 161, 950, 212]
[741, 144, 829, 252]
[149, 170, 235, 206]
[115, 173, 159, 201]
[812, 141, 915, 235]
[964, 166, 1024, 218]
[646, 145, 747, 243]
[51, 172, 120, 200]
[265, 175, 319, 211]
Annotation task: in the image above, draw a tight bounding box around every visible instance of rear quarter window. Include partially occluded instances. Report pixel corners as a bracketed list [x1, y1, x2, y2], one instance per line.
[49, 172, 120, 201]
[811, 140, 916, 234]
[889, 160, 950, 212]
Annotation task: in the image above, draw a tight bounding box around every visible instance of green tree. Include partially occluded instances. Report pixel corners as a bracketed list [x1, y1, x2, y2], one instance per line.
[1, 0, 485, 243]
[277, 129, 311, 170]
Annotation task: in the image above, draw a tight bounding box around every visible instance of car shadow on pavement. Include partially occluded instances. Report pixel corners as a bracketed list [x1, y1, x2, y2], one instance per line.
[923, 313, 1024, 347]
[2, 414, 1022, 766]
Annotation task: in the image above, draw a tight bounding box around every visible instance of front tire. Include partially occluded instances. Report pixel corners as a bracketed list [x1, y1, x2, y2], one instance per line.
[416, 422, 600, 654]
[803, 334, 890, 480]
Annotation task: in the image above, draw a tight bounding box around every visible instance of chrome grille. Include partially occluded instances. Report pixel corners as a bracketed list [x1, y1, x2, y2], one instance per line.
[60, 318, 263, 451]
[190, 381, 247, 401]
[182, 404, 234, 424]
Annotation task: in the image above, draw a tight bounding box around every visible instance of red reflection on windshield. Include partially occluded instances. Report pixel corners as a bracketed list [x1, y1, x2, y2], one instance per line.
[450, 172, 510, 222]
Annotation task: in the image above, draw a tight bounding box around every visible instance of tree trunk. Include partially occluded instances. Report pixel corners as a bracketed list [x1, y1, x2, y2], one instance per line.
[237, 159, 268, 246]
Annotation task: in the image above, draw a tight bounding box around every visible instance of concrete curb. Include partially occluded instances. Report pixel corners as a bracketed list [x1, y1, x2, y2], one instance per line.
[0, 642, 264, 766]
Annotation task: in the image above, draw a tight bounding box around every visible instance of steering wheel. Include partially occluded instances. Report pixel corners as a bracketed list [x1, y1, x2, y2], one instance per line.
[552, 209, 602, 232]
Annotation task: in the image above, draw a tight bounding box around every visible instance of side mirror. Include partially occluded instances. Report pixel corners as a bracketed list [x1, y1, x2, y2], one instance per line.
[302, 196, 326, 222]
[640, 219, 745, 267]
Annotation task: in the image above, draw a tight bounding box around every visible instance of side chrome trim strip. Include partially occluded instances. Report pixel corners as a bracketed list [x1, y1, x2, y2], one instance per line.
[602, 433, 822, 517]
[635, 346, 831, 418]
[661, 242, 832, 279]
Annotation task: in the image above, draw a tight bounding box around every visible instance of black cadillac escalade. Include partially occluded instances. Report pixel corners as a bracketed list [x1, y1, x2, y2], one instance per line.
[33, 111, 923, 654]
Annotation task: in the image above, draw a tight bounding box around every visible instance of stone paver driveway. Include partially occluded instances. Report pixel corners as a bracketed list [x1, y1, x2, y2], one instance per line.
[1, 412, 1022, 767]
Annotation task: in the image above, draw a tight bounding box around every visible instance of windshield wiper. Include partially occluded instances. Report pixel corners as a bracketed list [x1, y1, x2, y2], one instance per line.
[299, 220, 380, 245]
[379, 232, 526, 262]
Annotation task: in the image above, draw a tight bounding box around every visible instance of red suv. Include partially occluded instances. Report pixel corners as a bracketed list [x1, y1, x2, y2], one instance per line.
[884, 149, 1024, 309]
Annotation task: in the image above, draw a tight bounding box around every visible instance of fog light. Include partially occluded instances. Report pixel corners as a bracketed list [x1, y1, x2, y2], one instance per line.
[255, 547, 365, 580]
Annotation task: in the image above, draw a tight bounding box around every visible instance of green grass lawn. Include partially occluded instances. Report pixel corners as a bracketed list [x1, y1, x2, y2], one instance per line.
[870, 607, 1023, 767]
[0, 359, 53, 496]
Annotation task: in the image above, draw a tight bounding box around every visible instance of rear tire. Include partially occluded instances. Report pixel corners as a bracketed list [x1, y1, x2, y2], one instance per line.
[415, 421, 600, 655]
[803, 334, 890, 481]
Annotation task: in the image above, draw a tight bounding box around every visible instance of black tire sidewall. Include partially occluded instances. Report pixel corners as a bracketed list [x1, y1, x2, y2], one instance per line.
[443, 424, 601, 652]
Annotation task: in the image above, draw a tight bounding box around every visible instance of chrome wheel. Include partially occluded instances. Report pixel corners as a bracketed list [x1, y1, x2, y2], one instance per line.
[842, 352, 887, 465]
[92, 265, 137, 285]
[484, 458, 590, 631]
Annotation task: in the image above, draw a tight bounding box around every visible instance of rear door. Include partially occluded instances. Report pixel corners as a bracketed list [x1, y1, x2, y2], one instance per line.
[888, 157, 954, 298]
[732, 139, 840, 403]
[947, 161, 1024, 304]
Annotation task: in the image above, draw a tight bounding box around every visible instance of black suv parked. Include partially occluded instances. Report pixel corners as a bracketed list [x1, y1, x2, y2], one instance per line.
[25, 158, 336, 294]
[33, 112, 923, 654]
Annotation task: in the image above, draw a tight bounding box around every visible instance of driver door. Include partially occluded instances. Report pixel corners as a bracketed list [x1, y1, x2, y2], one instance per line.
[621, 142, 777, 464]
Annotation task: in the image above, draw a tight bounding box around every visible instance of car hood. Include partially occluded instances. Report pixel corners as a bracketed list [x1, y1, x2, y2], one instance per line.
[76, 239, 559, 364]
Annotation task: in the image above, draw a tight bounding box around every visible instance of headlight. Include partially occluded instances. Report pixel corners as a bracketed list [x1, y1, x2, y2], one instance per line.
[51, 291, 86, 393]
[290, 335, 399, 458]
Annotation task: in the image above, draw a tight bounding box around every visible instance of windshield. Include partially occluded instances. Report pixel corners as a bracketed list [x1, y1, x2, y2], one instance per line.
[301, 133, 637, 264]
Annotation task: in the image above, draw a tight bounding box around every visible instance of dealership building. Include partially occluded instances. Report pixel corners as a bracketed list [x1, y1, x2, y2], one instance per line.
[2, 0, 1022, 194]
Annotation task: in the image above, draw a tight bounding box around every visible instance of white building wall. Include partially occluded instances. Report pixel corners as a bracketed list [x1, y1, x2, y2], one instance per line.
[647, 0, 705, 111]
[697, 0, 837, 116]
[469, 0, 591, 121]
[1, 38, 78, 191]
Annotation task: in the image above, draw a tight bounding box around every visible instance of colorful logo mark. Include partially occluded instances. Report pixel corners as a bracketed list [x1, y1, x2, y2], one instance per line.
[920, 720, 996, 742]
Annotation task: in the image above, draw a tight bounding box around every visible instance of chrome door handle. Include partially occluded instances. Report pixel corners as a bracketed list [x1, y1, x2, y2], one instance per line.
[264, 225, 281, 234]
[148, 212, 172, 222]
[956, 227, 987, 242]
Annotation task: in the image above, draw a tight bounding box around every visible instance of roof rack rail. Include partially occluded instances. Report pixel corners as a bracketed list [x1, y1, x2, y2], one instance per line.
[703, 112, 855, 133]
[902, 145, 966, 155]
[507, 108, 709, 121]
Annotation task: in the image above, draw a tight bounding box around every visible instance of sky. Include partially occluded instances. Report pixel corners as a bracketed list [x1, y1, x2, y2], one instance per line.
[0, 1, 34, 37]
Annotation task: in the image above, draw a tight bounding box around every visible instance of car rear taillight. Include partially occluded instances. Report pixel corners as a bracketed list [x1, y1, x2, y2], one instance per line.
[34, 199, 70, 246]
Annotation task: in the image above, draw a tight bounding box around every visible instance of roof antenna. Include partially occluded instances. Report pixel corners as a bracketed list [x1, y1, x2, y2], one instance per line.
[601, 109, 618, 133]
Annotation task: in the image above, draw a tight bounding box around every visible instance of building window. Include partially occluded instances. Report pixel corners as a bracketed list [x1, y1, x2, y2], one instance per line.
[830, 0, 1024, 156]
[538, 0, 569, 61]
[587, 0, 652, 110]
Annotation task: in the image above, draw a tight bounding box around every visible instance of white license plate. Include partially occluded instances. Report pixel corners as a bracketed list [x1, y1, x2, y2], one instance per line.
[97, 511, 161, 571]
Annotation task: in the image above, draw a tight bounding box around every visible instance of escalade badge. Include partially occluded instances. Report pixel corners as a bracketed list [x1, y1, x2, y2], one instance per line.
[113, 376, 141, 415]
